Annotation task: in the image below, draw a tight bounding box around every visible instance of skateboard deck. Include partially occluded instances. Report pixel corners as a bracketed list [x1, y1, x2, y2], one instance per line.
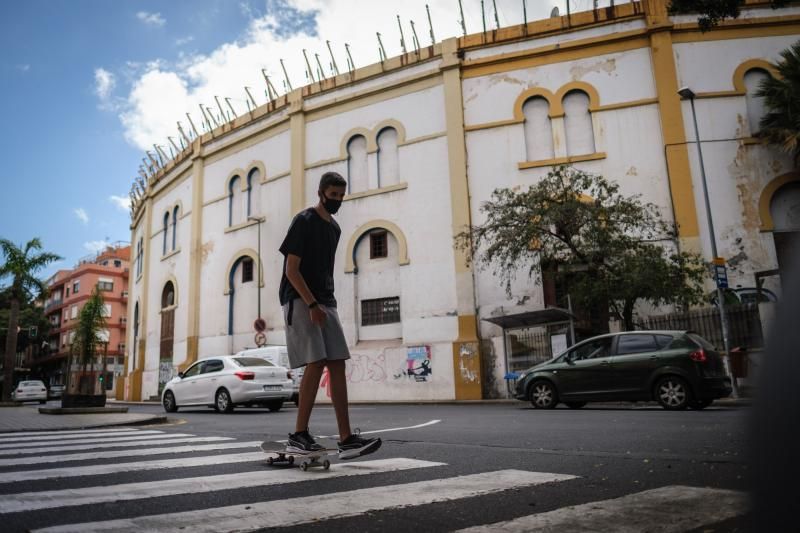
[260, 442, 337, 471]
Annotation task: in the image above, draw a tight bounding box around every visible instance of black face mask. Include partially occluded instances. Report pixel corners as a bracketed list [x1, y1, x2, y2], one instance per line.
[320, 193, 342, 215]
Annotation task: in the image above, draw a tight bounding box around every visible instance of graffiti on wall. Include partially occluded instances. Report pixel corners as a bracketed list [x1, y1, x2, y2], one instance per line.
[459, 343, 479, 383]
[319, 353, 389, 397]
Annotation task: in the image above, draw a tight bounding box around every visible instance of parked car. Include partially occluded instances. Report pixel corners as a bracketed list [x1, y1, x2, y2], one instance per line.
[161, 355, 293, 413]
[48, 384, 65, 399]
[514, 331, 732, 410]
[12, 380, 48, 404]
[235, 346, 302, 405]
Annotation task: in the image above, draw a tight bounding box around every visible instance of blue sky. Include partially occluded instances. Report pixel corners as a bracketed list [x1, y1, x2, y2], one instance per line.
[0, 0, 600, 279]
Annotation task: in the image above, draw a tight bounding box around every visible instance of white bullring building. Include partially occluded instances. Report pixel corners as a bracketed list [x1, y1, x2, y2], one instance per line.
[122, 0, 800, 402]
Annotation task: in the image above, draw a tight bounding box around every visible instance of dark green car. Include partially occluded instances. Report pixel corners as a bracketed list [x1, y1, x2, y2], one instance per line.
[514, 331, 732, 410]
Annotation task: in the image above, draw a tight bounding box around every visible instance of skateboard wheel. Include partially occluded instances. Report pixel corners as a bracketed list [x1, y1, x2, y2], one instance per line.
[266, 457, 274, 466]
[300, 462, 309, 471]
[323, 459, 330, 470]
[288, 455, 295, 465]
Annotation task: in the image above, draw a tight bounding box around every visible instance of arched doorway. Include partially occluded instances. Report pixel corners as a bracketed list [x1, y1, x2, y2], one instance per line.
[159, 281, 176, 395]
[227, 254, 258, 353]
[771, 181, 800, 282]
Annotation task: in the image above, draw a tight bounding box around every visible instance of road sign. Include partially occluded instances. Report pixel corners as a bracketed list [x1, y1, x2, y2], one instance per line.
[254, 318, 266, 332]
[254, 332, 267, 347]
[714, 263, 728, 289]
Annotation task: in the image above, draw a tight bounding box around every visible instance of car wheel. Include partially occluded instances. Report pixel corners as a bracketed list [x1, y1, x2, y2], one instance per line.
[267, 400, 283, 412]
[655, 376, 691, 410]
[214, 388, 234, 413]
[163, 391, 179, 413]
[565, 401, 587, 409]
[529, 380, 558, 409]
[689, 399, 713, 410]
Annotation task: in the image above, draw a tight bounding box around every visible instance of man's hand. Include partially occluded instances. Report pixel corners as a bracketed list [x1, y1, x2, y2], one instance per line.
[309, 305, 327, 326]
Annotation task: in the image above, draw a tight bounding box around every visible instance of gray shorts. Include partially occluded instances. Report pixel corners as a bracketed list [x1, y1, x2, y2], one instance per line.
[283, 299, 350, 369]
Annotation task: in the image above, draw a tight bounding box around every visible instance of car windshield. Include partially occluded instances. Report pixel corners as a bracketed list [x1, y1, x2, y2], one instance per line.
[232, 357, 275, 367]
[21, 381, 43, 387]
[687, 333, 716, 351]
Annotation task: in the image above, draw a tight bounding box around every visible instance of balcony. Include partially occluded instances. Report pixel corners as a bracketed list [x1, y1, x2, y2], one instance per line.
[45, 299, 64, 312]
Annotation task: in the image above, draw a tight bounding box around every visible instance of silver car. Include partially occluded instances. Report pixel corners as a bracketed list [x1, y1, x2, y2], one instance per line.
[12, 380, 48, 404]
[161, 356, 293, 413]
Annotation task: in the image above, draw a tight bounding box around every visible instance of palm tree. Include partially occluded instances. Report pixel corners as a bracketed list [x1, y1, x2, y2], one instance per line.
[757, 40, 800, 166]
[0, 238, 61, 401]
[69, 288, 107, 395]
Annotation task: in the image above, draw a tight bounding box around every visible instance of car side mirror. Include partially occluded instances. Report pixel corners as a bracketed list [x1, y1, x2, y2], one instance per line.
[565, 355, 575, 365]
[177, 372, 184, 379]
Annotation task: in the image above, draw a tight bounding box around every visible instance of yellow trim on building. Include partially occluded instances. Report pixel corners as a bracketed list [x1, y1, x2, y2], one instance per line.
[343, 219, 411, 274]
[518, 152, 607, 170]
[343, 182, 408, 202]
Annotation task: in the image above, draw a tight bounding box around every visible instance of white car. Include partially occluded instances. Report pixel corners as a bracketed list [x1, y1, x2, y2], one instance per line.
[12, 380, 48, 404]
[235, 346, 303, 405]
[161, 355, 293, 413]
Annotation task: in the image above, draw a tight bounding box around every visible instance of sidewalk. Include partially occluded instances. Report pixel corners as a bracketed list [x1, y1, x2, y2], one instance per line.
[0, 405, 167, 433]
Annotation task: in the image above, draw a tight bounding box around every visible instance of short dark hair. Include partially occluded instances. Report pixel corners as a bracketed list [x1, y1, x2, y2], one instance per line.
[319, 171, 347, 192]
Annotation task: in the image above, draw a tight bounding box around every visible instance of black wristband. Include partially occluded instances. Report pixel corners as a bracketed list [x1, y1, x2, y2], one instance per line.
[308, 301, 319, 309]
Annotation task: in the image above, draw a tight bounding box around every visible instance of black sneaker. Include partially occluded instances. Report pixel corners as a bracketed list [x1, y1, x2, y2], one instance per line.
[338, 429, 382, 460]
[286, 430, 324, 454]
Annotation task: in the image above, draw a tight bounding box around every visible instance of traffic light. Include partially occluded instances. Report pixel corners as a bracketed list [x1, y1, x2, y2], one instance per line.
[29, 326, 38, 338]
[98, 374, 104, 383]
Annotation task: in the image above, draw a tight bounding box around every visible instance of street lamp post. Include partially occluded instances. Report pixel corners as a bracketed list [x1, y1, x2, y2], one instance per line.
[678, 86, 738, 398]
[247, 216, 265, 319]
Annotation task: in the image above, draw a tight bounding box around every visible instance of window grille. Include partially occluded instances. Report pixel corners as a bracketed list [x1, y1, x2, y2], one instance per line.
[361, 297, 400, 326]
[370, 231, 388, 259]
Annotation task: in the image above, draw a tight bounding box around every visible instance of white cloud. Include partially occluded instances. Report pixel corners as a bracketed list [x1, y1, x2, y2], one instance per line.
[115, 0, 573, 151]
[137, 11, 166, 27]
[109, 195, 131, 211]
[84, 240, 111, 253]
[94, 68, 116, 101]
[73, 208, 89, 225]
[175, 35, 194, 46]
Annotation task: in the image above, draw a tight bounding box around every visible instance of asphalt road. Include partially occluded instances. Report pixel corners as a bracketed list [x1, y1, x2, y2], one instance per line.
[0, 401, 752, 532]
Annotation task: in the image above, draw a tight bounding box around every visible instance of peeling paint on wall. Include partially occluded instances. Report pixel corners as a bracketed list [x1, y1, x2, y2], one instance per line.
[201, 241, 214, 264]
[459, 342, 479, 383]
[569, 58, 617, 80]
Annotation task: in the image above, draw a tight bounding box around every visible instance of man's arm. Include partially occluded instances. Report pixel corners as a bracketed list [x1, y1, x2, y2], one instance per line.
[285, 254, 327, 325]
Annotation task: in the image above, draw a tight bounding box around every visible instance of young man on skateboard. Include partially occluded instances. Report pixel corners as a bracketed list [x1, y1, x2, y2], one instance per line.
[278, 171, 382, 460]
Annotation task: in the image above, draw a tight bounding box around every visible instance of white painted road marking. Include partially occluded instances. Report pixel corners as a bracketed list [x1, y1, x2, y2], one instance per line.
[0, 431, 175, 449]
[0, 441, 262, 467]
[0, 436, 233, 456]
[0, 428, 138, 439]
[454, 485, 749, 532]
[32, 469, 575, 532]
[2, 458, 444, 514]
[276, 419, 443, 443]
[0, 430, 165, 444]
[0, 451, 269, 483]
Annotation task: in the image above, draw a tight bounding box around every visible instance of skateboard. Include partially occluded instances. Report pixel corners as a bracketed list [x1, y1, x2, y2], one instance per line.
[260, 442, 337, 471]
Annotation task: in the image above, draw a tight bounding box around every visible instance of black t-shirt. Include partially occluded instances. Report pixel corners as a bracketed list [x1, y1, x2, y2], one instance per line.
[278, 207, 340, 307]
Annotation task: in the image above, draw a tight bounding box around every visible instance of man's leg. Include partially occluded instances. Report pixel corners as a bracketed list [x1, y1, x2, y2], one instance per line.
[327, 359, 352, 441]
[295, 360, 325, 433]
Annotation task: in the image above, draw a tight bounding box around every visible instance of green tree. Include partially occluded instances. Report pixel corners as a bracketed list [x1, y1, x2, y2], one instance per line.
[0, 238, 61, 401]
[668, 0, 788, 31]
[69, 287, 107, 395]
[455, 166, 707, 331]
[0, 288, 50, 361]
[756, 40, 800, 166]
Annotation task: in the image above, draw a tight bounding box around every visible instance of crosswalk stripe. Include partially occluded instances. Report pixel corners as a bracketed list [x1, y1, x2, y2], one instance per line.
[0, 436, 233, 456]
[0, 430, 165, 445]
[32, 469, 576, 532]
[2, 458, 444, 514]
[0, 431, 173, 449]
[0, 451, 268, 483]
[453, 485, 748, 532]
[0, 441, 263, 467]
[0, 428, 138, 438]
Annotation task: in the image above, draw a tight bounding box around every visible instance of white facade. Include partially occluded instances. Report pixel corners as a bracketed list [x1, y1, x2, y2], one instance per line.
[124, 0, 800, 401]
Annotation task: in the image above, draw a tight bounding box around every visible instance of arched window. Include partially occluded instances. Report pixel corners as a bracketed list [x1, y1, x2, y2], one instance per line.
[228, 175, 242, 226]
[744, 68, 770, 136]
[247, 167, 261, 217]
[136, 238, 143, 276]
[227, 255, 258, 336]
[132, 302, 139, 369]
[377, 127, 399, 187]
[171, 206, 179, 251]
[563, 90, 595, 156]
[161, 281, 175, 308]
[162, 212, 169, 255]
[347, 135, 368, 194]
[523, 97, 554, 161]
